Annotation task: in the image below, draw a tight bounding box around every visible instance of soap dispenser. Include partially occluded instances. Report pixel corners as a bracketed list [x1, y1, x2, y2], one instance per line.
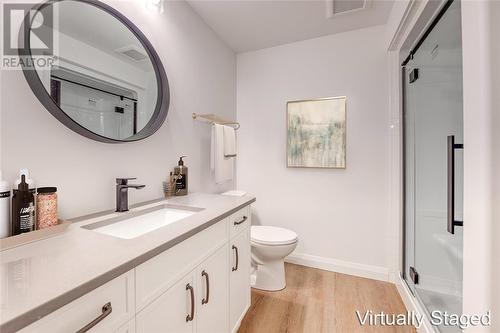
[174, 156, 188, 196]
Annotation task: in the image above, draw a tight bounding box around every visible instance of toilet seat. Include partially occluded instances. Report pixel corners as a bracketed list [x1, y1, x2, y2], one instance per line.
[251, 226, 298, 246]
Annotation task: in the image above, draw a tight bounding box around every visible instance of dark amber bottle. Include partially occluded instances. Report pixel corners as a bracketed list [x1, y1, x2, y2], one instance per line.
[11, 175, 35, 235]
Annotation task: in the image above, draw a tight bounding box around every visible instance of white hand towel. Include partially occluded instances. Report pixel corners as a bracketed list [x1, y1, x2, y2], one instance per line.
[223, 125, 237, 157]
[212, 124, 233, 183]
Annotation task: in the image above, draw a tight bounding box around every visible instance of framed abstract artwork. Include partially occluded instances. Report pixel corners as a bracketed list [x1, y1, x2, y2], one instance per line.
[287, 97, 346, 168]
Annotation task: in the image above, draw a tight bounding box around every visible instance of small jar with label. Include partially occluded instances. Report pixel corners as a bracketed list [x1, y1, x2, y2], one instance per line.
[36, 187, 58, 229]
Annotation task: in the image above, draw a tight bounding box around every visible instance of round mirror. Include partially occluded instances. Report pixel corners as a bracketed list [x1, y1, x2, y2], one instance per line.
[19, 0, 169, 143]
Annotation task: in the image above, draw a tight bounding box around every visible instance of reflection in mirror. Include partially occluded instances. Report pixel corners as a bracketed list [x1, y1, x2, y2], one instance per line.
[32, 0, 158, 140]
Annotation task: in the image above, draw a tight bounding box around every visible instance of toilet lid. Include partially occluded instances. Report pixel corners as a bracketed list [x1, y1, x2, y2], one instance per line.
[251, 226, 298, 246]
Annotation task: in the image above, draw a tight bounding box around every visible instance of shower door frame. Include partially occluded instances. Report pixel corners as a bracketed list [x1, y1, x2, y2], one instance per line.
[400, 0, 463, 323]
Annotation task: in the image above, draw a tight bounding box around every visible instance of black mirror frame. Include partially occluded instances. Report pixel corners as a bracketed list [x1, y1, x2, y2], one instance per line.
[18, 0, 170, 143]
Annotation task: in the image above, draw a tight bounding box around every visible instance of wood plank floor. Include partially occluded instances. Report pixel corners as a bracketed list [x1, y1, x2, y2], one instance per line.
[238, 263, 416, 333]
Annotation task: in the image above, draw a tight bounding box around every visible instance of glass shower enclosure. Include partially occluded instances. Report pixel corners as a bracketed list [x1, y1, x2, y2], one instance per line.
[403, 1, 463, 331]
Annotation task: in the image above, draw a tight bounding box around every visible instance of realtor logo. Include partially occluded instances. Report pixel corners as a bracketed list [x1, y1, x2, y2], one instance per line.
[2, 2, 56, 70]
[3, 2, 53, 56]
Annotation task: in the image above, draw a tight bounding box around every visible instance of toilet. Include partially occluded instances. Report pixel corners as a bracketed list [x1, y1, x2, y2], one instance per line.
[250, 226, 298, 291]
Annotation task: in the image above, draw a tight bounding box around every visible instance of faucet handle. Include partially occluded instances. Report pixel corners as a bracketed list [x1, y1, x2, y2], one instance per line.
[116, 177, 137, 185]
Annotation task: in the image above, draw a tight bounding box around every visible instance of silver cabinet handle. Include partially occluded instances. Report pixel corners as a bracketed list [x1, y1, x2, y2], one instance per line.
[447, 135, 464, 234]
[231, 245, 239, 272]
[76, 302, 112, 333]
[201, 270, 210, 305]
[233, 216, 247, 226]
[186, 283, 195, 322]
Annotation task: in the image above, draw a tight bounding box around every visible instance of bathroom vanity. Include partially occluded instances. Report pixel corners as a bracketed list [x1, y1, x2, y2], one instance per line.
[0, 193, 254, 333]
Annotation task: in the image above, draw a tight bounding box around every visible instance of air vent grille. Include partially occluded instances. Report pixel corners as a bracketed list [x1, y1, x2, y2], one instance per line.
[115, 45, 148, 62]
[327, 0, 367, 18]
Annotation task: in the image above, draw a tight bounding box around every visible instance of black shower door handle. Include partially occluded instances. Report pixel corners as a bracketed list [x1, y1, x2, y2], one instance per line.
[447, 135, 464, 234]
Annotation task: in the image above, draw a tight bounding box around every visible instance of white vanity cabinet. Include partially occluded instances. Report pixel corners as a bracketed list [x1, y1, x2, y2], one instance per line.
[229, 228, 251, 333]
[229, 205, 250, 238]
[136, 244, 229, 333]
[136, 272, 196, 333]
[196, 245, 229, 333]
[131, 204, 251, 333]
[19, 270, 135, 333]
[18, 204, 252, 333]
[135, 220, 227, 312]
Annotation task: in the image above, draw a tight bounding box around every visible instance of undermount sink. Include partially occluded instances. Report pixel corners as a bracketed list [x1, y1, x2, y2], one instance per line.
[82, 204, 204, 239]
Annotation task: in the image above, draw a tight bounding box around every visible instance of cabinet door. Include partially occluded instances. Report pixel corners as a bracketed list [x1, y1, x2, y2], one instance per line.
[197, 245, 229, 333]
[229, 229, 251, 333]
[114, 319, 135, 333]
[136, 272, 195, 333]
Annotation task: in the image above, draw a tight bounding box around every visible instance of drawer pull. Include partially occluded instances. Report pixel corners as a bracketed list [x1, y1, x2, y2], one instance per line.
[76, 302, 112, 333]
[232, 245, 239, 272]
[186, 283, 195, 322]
[233, 216, 247, 225]
[201, 270, 210, 305]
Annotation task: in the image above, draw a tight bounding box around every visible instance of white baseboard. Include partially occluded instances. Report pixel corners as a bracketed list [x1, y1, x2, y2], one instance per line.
[395, 274, 438, 333]
[285, 253, 390, 282]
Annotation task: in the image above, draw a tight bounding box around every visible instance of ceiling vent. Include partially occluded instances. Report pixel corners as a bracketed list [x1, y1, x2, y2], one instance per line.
[326, 0, 368, 18]
[115, 45, 148, 62]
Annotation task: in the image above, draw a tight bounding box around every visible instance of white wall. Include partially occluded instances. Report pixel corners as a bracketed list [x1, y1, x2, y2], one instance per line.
[462, 0, 498, 330]
[0, 0, 236, 219]
[236, 25, 391, 278]
[491, 2, 500, 329]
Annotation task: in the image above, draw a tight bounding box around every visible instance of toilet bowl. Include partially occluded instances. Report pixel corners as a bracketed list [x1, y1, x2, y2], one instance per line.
[250, 226, 298, 291]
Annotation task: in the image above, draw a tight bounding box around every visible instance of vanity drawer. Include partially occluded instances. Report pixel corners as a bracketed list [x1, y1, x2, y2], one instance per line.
[229, 205, 250, 238]
[20, 270, 134, 333]
[135, 220, 227, 311]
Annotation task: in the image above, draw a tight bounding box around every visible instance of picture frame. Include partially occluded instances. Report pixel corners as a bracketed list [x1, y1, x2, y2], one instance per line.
[286, 96, 346, 169]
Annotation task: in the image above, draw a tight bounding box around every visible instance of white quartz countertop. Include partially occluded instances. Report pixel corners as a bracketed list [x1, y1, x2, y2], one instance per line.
[0, 192, 255, 332]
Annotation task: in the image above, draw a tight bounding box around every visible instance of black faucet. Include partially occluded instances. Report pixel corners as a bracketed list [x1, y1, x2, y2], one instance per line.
[116, 178, 145, 212]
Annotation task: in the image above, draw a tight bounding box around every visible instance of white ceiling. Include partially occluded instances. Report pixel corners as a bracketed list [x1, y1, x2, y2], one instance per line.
[186, 0, 395, 53]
